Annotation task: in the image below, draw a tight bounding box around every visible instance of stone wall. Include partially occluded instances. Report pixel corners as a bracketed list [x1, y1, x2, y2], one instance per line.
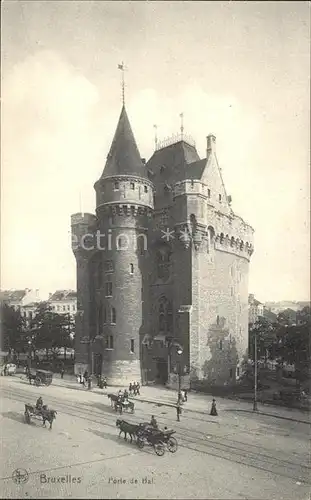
[189, 237, 250, 386]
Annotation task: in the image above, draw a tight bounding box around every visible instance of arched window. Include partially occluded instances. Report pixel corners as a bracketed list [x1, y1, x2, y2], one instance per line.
[158, 297, 173, 334]
[220, 233, 224, 244]
[156, 244, 171, 280]
[159, 313, 166, 331]
[111, 307, 116, 324]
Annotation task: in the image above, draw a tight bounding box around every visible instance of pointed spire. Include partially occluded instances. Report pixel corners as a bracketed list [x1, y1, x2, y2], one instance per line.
[100, 106, 147, 179]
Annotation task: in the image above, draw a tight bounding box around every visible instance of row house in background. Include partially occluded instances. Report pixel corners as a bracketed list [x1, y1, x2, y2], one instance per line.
[248, 294, 264, 324]
[0, 289, 41, 316]
[47, 290, 77, 316]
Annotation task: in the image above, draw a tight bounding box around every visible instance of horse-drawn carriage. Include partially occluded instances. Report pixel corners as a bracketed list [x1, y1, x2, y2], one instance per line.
[27, 369, 53, 387]
[116, 419, 177, 456]
[24, 403, 57, 429]
[108, 393, 135, 414]
[136, 423, 178, 456]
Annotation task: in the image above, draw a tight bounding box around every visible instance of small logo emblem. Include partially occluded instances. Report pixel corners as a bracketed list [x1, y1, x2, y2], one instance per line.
[12, 468, 29, 484]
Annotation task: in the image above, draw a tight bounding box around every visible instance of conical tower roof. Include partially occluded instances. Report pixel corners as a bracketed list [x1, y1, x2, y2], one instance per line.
[100, 106, 147, 179]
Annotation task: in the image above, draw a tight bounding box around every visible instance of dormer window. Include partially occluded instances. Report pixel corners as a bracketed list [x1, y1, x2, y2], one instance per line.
[207, 189, 211, 198]
[114, 181, 119, 190]
[219, 194, 222, 202]
[130, 182, 135, 190]
[144, 186, 148, 193]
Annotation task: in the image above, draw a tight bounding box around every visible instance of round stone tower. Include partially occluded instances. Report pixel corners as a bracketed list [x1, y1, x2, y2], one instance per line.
[93, 105, 154, 384]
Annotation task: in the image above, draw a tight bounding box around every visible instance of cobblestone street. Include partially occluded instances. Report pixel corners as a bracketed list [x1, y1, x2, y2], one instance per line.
[0, 376, 310, 499]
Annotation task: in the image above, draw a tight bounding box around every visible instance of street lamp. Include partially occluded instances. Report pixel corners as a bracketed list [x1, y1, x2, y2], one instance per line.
[76, 309, 93, 389]
[27, 340, 32, 372]
[252, 324, 259, 411]
[176, 346, 183, 408]
[87, 337, 93, 390]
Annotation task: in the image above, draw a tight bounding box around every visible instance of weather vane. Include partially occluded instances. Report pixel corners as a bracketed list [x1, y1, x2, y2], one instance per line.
[180, 112, 184, 139]
[118, 62, 127, 105]
[153, 124, 158, 149]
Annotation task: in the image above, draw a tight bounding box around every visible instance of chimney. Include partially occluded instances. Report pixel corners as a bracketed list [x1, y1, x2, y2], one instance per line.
[206, 134, 216, 155]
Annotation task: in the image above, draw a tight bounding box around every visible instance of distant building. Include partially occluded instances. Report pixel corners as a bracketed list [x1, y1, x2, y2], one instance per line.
[263, 308, 277, 324]
[248, 294, 264, 324]
[48, 290, 77, 316]
[265, 301, 310, 314]
[0, 289, 40, 311]
[19, 302, 39, 325]
[278, 307, 298, 325]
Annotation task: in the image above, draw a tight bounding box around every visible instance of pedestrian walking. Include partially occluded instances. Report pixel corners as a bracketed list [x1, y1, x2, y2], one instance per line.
[60, 368, 65, 379]
[103, 377, 107, 389]
[210, 398, 218, 416]
[129, 382, 132, 395]
[133, 382, 137, 396]
[176, 403, 182, 422]
[184, 389, 188, 402]
[150, 415, 158, 428]
[136, 382, 140, 395]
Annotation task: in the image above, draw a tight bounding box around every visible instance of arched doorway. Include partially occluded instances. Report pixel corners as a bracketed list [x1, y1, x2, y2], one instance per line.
[154, 357, 168, 384]
[93, 352, 103, 376]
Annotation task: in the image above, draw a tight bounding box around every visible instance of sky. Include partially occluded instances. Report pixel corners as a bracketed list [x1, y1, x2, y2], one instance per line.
[1, 1, 310, 302]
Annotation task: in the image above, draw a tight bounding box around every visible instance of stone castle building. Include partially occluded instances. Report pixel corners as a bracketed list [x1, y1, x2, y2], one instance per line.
[71, 104, 254, 387]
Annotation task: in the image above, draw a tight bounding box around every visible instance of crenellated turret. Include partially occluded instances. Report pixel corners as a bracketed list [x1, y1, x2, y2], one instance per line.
[90, 105, 154, 384]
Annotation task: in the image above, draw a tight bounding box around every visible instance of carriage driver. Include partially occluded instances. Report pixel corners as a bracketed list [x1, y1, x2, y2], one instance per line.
[36, 397, 43, 411]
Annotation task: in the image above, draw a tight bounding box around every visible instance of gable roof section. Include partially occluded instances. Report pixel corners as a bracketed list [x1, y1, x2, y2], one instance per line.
[100, 105, 148, 179]
[146, 141, 201, 182]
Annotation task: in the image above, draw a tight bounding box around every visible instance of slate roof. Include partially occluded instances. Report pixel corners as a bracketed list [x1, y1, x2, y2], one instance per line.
[0, 290, 27, 302]
[263, 309, 277, 323]
[100, 105, 148, 179]
[48, 290, 77, 301]
[146, 140, 205, 182]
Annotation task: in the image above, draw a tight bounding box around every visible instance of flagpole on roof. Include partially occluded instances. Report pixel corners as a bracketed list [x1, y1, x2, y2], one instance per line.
[118, 62, 127, 106]
[153, 124, 158, 150]
[79, 191, 84, 217]
[180, 112, 184, 140]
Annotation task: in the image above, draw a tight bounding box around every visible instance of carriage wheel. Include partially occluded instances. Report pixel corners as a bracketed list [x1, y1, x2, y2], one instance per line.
[137, 438, 145, 449]
[154, 442, 165, 456]
[24, 411, 31, 424]
[167, 437, 178, 453]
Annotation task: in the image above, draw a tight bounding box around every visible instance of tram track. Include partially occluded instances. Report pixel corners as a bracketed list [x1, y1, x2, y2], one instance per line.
[2, 384, 310, 484]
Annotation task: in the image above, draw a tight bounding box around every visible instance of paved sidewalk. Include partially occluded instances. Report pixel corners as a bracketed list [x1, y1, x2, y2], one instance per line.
[51, 373, 310, 424]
